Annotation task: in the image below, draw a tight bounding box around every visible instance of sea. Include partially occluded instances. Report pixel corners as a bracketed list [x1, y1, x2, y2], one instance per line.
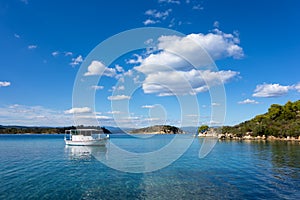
[0, 134, 299, 200]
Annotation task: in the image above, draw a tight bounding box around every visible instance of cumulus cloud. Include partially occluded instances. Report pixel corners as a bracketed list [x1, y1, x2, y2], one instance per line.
[64, 107, 92, 114]
[70, 55, 83, 67]
[111, 85, 125, 91]
[145, 9, 172, 20]
[84, 60, 116, 77]
[143, 19, 159, 25]
[0, 81, 11, 87]
[52, 51, 59, 56]
[115, 64, 124, 72]
[127, 54, 144, 64]
[108, 95, 131, 101]
[252, 83, 292, 98]
[14, 33, 20, 38]
[157, 30, 244, 60]
[135, 30, 243, 76]
[238, 99, 259, 104]
[213, 21, 220, 28]
[64, 52, 73, 56]
[142, 69, 238, 96]
[125, 29, 242, 96]
[294, 83, 300, 92]
[28, 45, 37, 49]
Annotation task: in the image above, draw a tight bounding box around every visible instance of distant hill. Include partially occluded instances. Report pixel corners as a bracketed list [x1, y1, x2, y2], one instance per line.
[130, 125, 185, 134]
[222, 100, 300, 138]
[0, 125, 111, 134]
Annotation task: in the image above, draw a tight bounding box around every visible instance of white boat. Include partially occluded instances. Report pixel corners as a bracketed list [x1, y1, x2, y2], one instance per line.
[64, 129, 109, 146]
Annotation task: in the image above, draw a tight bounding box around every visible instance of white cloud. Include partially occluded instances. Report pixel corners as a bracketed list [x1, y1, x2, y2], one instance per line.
[127, 54, 143, 64]
[14, 33, 20, 38]
[84, 60, 116, 77]
[70, 55, 83, 67]
[213, 21, 220, 28]
[107, 111, 122, 114]
[28, 45, 37, 49]
[168, 19, 183, 28]
[52, 51, 73, 57]
[64, 52, 73, 56]
[52, 51, 59, 56]
[64, 107, 92, 114]
[110, 85, 125, 92]
[108, 95, 131, 101]
[157, 30, 244, 60]
[238, 99, 259, 104]
[91, 85, 104, 90]
[0, 81, 11, 87]
[124, 29, 242, 97]
[211, 102, 220, 106]
[252, 83, 292, 98]
[142, 105, 156, 109]
[115, 64, 124, 72]
[143, 19, 159, 25]
[192, 4, 204, 10]
[158, 0, 180, 4]
[294, 83, 300, 92]
[0, 104, 73, 126]
[135, 30, 243, 75]
[209, 120, 221, 125]
[75, 114, 112, 120]
[95, 115, 112, 120]
[145, 38, 154, 45]
[135, 51, 187, 74]
[145, 9, 172, 20]
[142, 69, 238, 96]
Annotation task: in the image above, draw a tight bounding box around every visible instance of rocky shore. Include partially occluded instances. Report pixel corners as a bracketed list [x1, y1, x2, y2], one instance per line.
[197, 128, 300, 141]
[217, 132, 300, 141]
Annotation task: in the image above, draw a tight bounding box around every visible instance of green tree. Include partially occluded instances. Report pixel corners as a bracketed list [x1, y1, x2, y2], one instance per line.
[198, 125, 209, 133]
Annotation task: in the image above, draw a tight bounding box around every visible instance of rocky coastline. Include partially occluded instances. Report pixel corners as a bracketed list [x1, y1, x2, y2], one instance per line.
[217, 132, 300, 141]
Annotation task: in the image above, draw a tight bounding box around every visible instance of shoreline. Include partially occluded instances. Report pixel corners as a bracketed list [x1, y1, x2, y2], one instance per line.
[198, 135, 300, 142]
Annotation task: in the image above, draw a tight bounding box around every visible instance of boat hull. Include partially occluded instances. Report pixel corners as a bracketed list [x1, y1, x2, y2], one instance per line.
[65, 138, 109, 146]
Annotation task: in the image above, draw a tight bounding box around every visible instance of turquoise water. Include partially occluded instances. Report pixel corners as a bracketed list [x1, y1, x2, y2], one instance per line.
[0, 134, 299, 199]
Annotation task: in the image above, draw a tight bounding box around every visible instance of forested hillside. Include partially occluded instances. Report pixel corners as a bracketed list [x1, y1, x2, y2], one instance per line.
[222, 100, 300, 138]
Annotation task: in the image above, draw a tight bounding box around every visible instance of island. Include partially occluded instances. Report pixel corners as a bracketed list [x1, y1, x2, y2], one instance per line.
[129, 125, 185, 134]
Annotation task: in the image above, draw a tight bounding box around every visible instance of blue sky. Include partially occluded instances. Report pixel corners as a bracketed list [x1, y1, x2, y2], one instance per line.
[0, 0, 299, 127]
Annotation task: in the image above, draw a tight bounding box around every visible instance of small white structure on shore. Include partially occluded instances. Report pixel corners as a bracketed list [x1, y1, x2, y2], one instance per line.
[198, 128, 218, 137]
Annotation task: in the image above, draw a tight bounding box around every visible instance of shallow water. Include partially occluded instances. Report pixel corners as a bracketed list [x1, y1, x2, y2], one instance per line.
[0, 134, 299, 199]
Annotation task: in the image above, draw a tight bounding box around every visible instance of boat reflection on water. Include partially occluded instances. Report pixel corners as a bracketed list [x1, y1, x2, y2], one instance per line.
[65, 145, 108, 160]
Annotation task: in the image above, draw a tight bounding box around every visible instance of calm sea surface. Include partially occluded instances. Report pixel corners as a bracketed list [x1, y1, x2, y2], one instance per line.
[0, 134, 299, 200]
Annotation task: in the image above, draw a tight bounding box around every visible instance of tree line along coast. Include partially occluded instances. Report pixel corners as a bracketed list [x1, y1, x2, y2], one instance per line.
[199, 100, 300, 141]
